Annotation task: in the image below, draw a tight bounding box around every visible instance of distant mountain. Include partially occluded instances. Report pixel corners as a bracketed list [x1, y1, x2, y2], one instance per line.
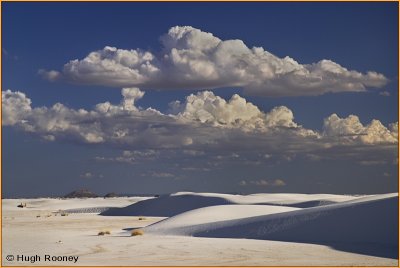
[64, 189, 99, 198]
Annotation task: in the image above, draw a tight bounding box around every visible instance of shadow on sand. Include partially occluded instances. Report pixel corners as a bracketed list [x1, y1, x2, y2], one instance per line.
[193, 196, 398, 259]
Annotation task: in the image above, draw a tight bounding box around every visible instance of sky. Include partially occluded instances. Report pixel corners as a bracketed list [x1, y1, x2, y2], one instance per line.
[2, 2, 398, 197]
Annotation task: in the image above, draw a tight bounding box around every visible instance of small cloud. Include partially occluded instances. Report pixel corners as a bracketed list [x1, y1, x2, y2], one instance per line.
[122, 150, 133, 157]
[305, 153, 322, 161]
[358, 160, 387, 166]
[215, 153, 241, 160]
[264, 154, 272, 159]
[95, 155, 135, 164]
[182, 137, 193, 146]
[183, 150, 205, 156]
[239, 179, 286, 187]
[243, 160, 262, 166]
[252, 179, 269, 186]
[181, 166, 210, 172]
[132, 150, 159, 158]
[43, 135, 55, 141]
[38, 69, 62, 82]
[80, 172, 104, 179]
[379, 91, 391, 97]
[95, 150, 159, 165]
[282, 154, 295, 162]
[147, 172, 175, 178]
[272, 179, 286, 186]
[80, 172, 94, 179]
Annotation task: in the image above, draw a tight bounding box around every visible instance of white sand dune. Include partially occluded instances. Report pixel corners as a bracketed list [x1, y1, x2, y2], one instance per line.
[143, 204, 301, 235]
[144, 193, 397, 240]
[143, 193, 398, 258]
[2, 197, 152, 213]
[2, 193, 398, 266]
[101, 191, 358, 216]
[100, 191, 398, 259]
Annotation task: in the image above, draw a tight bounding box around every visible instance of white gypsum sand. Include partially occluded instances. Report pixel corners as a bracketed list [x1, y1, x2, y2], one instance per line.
[2, 193, 398, 266]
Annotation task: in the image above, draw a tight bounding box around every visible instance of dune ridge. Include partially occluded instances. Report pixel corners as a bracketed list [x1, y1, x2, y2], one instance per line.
[99, 192, 398, 259]
[100, 192, 359, 216]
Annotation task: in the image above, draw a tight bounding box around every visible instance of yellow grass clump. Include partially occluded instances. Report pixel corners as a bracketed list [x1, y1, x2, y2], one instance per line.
[98, 230, 111, 236]
[131, 229, 144, 236]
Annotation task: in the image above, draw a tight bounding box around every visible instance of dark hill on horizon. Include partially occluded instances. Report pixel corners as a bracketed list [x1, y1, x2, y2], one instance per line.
[64, 189, 99, 198]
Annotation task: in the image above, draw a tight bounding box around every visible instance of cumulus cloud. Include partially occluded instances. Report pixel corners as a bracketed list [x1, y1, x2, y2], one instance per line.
[2, 89, 397, 164]
[42, 26, 388, 97]
[323, 114, 397, 144]
[171, 91, 316, 138]
[121, 87, 145, 111]
[2, 90, 32, 125]
[2, 88, 193, 147]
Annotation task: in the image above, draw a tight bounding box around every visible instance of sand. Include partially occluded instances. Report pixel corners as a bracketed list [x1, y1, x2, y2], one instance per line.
[2, 194, 398, 266]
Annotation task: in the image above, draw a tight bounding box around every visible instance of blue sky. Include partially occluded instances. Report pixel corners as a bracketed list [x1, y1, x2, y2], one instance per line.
[2, 2, 398, 197]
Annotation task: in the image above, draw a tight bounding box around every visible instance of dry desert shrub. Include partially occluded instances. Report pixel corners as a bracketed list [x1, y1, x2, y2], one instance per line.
[98, 230, 111, 236]
[131, 229, 144, 236]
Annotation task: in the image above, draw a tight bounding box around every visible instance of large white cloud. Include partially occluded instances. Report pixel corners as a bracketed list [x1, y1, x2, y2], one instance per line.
[323, 114, 397, 144]
[172, 91, 300, 132]
[2, 89, 397, 165]
[41, 26, 388, 97]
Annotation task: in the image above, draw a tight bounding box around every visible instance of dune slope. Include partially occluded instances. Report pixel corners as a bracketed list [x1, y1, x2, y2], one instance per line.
[144, 193, 398, 258]
[101, 194, 233, 216]
[145, 204, 300, 235]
